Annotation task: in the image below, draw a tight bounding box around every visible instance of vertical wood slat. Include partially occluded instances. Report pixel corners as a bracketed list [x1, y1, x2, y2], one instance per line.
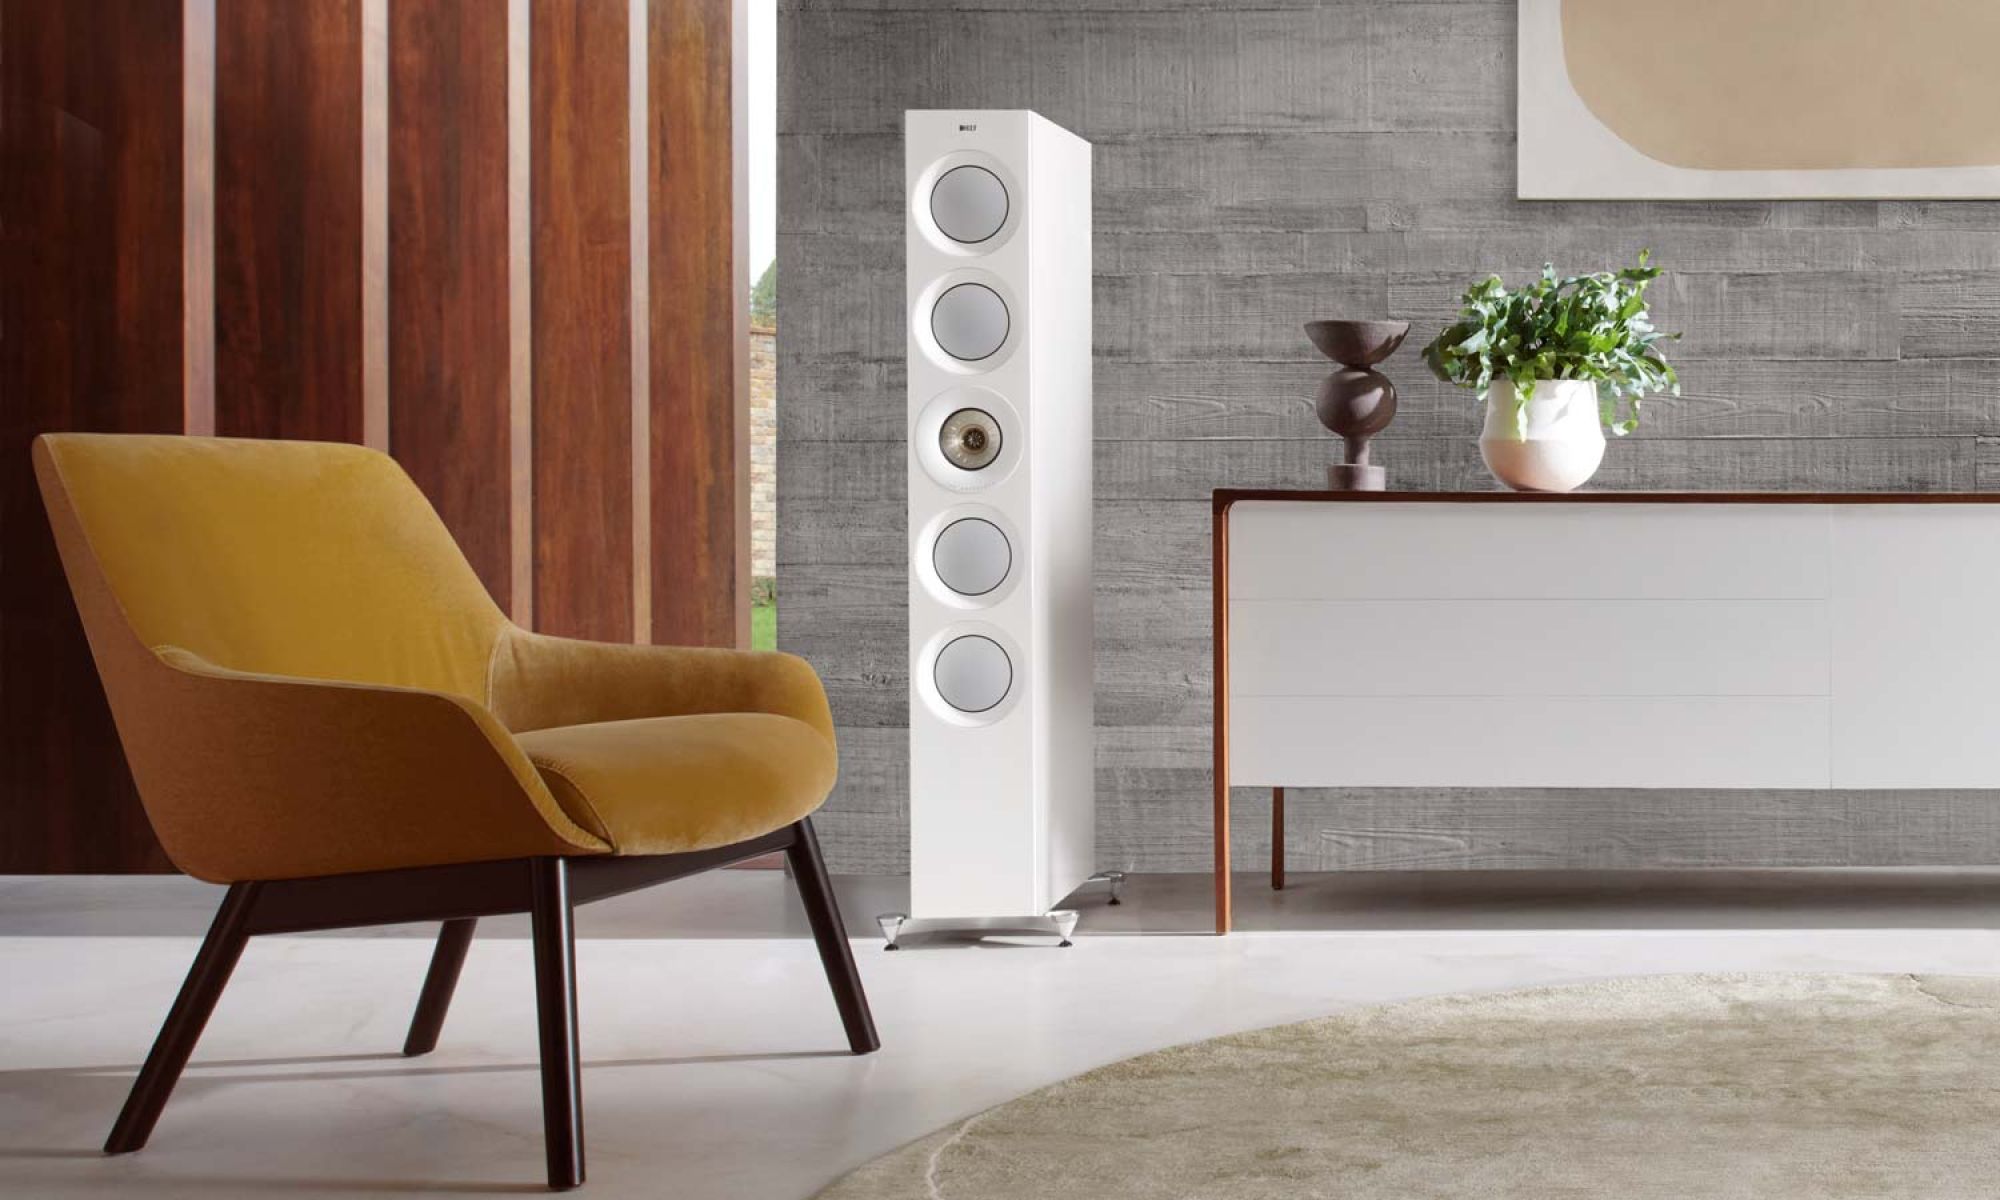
[531, 0, 635, 641]
[184, 0, 216, 436]
[650, 0, 749, 648]
[213, 0, 365, 442]
[630, 0, 653, 644]
[728, 0, 751, 650]
[508, 0, 536, 627]
[0, 0, 185, 872]
[389, 0, 516, 608]
[361, 0, 388, 451]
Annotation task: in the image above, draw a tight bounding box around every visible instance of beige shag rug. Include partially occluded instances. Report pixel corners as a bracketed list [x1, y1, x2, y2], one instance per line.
[818, 973, 2000, 1199]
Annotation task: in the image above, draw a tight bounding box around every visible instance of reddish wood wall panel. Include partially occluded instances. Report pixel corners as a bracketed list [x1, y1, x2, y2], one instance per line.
[389, 0, 514, 608]
[530, 0, 634, 640]
[650, 0, 746, 648]
[213, 0, 365, 442]
[1, 0, 745, 872]
[0, 0, 184, 872]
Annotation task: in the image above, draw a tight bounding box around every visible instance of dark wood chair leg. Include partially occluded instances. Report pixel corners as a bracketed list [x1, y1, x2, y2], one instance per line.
[784, 818, 880, 1055]
[402, 918, 477, 1057]
[1272, 787, 1286, 891]
[531, 858, 584, 1191]
[105, 881, 263, 1154]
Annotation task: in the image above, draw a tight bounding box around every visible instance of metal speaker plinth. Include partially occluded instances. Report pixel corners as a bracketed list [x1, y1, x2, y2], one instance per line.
[875, 910, 1081, 950]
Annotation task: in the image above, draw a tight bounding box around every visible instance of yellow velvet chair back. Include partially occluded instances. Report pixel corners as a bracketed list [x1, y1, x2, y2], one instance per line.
[33, 434, 601, 883]
[35, 434, 507, 700]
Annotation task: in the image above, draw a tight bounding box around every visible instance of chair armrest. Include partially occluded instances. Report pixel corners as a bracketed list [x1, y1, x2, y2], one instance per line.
[137, 648, 609, 882]
[487, 628, 836, 741]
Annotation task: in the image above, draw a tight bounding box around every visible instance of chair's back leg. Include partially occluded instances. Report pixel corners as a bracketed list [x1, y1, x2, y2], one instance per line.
[784, 818, 881, 1055]
[402, 918, 478, 1057]
[531, 858, 585, 1190]
[105, 880, 263, 1154]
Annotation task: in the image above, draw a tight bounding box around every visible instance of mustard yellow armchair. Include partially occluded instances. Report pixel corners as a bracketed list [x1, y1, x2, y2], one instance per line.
[33, 433, 877, 1191]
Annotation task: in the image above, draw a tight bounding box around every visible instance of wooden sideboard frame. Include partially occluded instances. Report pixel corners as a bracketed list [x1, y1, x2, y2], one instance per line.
[1209, 489, 2000, 935]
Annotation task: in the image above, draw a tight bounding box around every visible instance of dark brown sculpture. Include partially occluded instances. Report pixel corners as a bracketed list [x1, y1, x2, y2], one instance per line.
[1305, 319, 1410, 490]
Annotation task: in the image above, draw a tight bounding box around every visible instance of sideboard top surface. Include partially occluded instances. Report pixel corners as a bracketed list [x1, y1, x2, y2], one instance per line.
[1214, 489, 2000, 512]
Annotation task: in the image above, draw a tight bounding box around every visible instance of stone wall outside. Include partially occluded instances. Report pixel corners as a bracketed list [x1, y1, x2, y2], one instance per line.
[750, 323, 775, 589]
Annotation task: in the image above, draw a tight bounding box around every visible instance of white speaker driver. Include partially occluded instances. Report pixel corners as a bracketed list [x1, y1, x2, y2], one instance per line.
[929, 165, 1009, 245]
[931, 517, 1012, 596]
[939, 407, 1001, 471]
[930, 283, 1010, 362]
[933, 634, 1013, 714]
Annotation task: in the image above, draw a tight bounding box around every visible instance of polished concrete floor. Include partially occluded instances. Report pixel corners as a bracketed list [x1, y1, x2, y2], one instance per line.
[7, 868, 2000, 1197]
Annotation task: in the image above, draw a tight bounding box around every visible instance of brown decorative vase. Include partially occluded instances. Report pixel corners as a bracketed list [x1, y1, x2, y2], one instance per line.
[1305, 319, 1410, 490]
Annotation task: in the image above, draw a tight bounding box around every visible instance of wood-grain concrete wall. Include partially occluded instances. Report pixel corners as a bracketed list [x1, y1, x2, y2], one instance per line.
[776, 0, 2000, 874]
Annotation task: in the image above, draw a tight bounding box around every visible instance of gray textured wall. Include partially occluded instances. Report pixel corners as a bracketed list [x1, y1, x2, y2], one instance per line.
[777, 0, 2000, 874]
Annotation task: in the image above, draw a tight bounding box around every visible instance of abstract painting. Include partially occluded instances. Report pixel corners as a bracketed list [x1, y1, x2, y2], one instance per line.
[1518, 0, 2000, 199]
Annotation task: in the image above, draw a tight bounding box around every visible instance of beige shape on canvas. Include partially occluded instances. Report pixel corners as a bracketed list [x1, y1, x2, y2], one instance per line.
[1562, 0, 2000, 171]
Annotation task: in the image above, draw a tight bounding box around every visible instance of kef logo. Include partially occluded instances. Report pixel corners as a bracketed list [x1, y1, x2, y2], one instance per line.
[959, 124, 977, 132]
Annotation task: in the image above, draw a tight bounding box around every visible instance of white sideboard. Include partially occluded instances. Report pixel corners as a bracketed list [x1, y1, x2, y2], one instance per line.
[1210, 491, 2000, 933]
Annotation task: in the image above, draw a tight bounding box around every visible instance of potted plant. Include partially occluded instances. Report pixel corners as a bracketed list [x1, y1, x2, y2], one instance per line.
[1421, 252, 1680, 492]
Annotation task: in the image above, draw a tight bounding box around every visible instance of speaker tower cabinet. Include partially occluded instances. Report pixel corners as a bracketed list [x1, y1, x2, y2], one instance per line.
[893, 110, 1097, 946]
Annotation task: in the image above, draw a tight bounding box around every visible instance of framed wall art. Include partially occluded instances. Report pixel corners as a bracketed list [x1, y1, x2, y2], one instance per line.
[1518, 0, 2000, 199]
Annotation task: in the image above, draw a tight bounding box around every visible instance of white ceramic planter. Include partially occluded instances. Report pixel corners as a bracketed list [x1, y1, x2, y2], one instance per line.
[1480, 379, 1606, 492]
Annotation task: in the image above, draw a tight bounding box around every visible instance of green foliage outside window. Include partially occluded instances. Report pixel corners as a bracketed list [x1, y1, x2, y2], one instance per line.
[750, 263, 777, 326]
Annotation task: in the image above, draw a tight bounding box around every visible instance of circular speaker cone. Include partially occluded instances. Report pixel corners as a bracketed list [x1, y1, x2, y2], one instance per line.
[929, 165, 1009, 244]
[939, 407, 1002, 471]
[933, 635, 1013, 714]
[930, 283, 1009, 362]
[931, 518, 1012, 596]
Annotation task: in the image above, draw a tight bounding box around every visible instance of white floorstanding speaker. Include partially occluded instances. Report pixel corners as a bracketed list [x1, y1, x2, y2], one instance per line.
[883, 110, 1110, 950]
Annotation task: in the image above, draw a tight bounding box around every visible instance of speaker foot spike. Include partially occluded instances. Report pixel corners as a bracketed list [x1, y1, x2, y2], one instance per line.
[1048, 909, 1080, 947]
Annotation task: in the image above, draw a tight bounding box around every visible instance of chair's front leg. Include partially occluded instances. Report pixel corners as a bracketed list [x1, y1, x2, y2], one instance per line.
[106, 881, 263, 1154]
[785, 818, 881, 1055]
[531, 858, 584, 1190]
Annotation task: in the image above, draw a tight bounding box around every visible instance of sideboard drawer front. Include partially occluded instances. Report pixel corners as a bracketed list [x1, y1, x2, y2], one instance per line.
[1831, 506, 2000, 788]
[1228, 502, 1831, 601]
[1229, 598, 1831, 698]
[1229, 695, 1831, 789]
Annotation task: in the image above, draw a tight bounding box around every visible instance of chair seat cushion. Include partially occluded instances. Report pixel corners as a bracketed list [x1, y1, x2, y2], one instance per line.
[512, 713, 837, 856]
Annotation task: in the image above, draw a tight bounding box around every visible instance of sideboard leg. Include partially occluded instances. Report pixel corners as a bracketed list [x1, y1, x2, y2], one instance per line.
[1212, 498, 1233, 935]
[1271, 787, 1285, 891]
